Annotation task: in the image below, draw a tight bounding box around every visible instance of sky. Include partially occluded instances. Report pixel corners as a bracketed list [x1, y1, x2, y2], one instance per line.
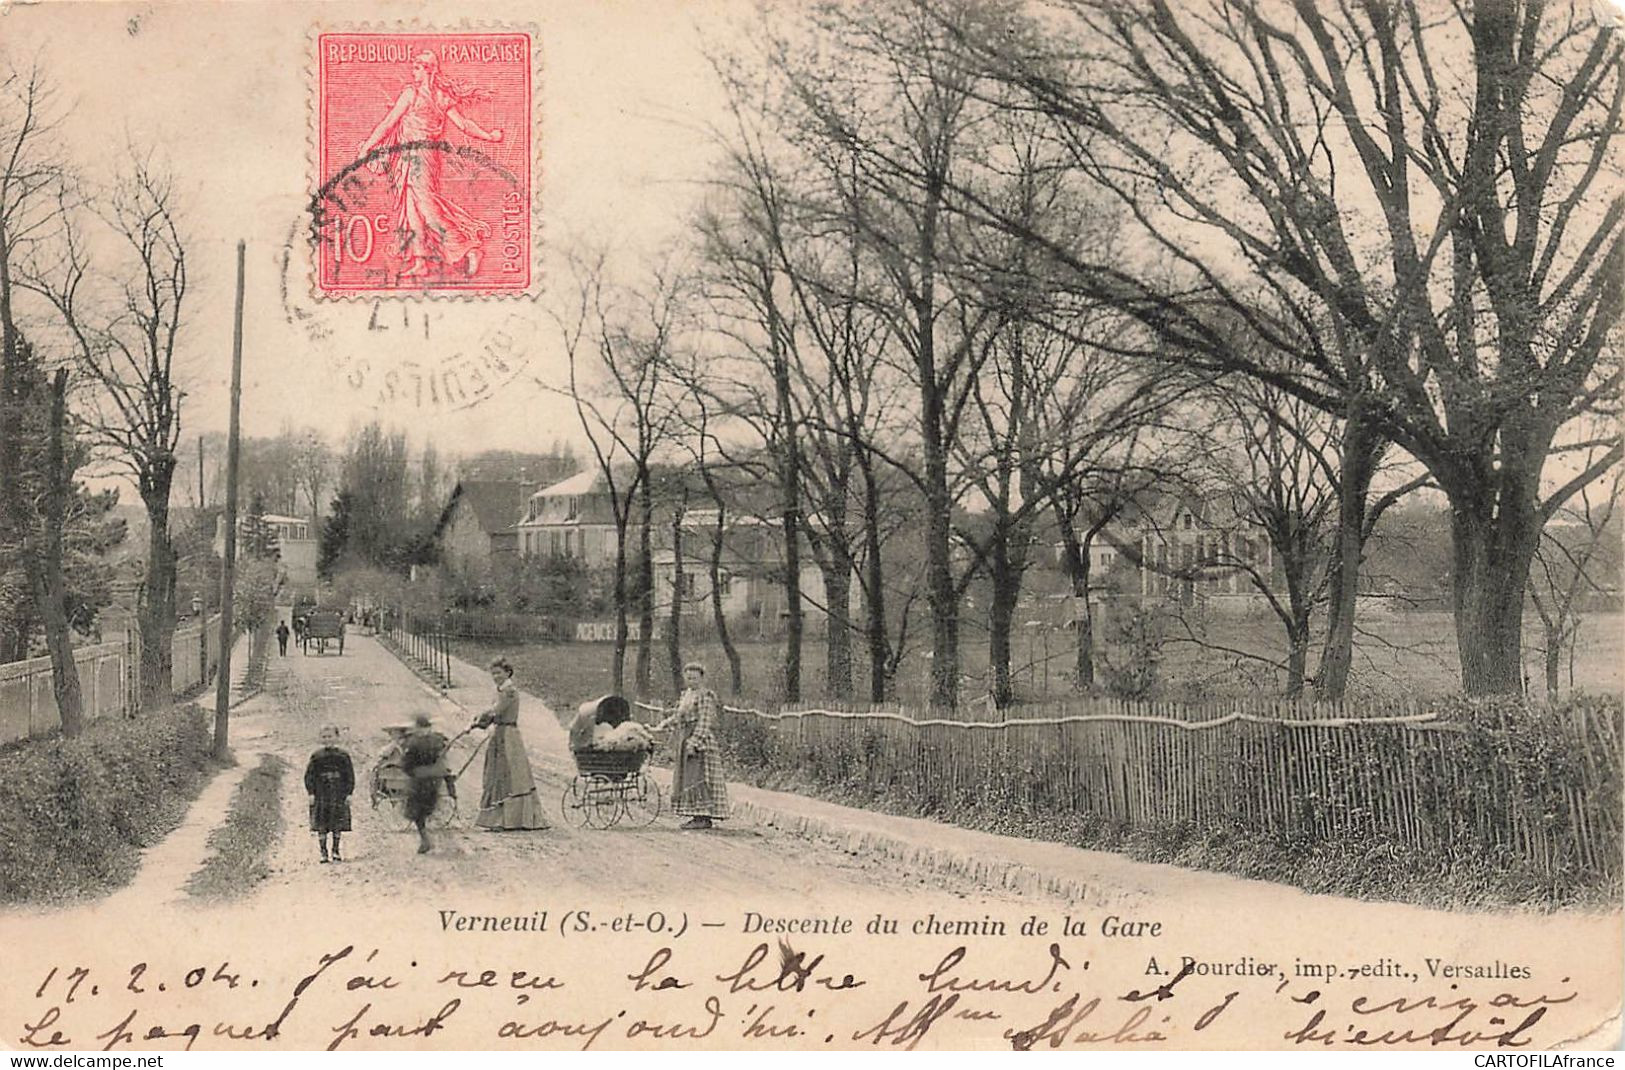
[2, 0, 751, 460]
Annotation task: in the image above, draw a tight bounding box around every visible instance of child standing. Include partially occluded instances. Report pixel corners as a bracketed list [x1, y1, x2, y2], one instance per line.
[304, 725, 355, 863]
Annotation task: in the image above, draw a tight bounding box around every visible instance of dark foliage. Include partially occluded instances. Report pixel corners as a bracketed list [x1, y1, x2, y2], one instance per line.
[0, 703, 215, 903]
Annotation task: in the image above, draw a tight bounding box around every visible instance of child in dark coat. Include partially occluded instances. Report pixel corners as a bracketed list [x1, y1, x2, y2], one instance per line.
[401, 713, 452, 854]
[304, 725, 355, 862]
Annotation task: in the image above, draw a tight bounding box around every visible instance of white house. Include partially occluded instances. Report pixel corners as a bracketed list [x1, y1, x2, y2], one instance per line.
[214, 513, 319, 595]
[1137, 498, 1275, 607]
[514, 470, 621, 567]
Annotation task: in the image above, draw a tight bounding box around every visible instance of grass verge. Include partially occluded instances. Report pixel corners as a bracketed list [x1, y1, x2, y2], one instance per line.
[0, 704, 218, 905]
[184, 753, 288, 901]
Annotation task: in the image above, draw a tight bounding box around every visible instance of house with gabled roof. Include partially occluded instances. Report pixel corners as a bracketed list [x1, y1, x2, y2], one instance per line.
[434, 480, 536, 575]
[1136, 494, 1276, 605]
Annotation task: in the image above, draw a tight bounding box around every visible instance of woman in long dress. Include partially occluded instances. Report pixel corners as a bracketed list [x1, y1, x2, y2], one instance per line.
[355, 50, 503, 280]
[470, 657, 549, 830]
[657, 662, 730, 830]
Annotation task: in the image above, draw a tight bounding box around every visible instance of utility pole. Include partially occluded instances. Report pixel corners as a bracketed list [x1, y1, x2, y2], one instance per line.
[198, 435, 205, 511]
[214, 241, 245, 761]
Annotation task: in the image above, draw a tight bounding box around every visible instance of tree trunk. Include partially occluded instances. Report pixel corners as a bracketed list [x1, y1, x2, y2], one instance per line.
[780, 506, 803, 703]
[137, 466, 178, 710]
[1316, 517, 1362, 700]
[924, 491, 957, 710]
[1449, 496, 1538, 696]
[635, 474, 653, 695]
[859, 458, 889, 704]
[774, 395, 804, 704]
[1076, 596, 1094, 691]
[667, 506, 683, 695]
[709, 507, 742, 696]
[988, 552, 1019, 709]
[0, 226, 22, 667]
[1543, 621, 1561, 698]
[611, 523, 629, 694]
[29, 369, 83, 734]
[1285, 614, 1310, 699]
[920, 375, 958, 711]
[1316, 415, 1380, 701]
[1053, 505, 1096, 692]
[823, 546, 853, 701]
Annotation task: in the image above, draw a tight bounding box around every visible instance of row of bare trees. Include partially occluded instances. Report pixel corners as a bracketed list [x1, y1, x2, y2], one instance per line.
[0, 56, 190, 730]
[559, 0, 1621, 709]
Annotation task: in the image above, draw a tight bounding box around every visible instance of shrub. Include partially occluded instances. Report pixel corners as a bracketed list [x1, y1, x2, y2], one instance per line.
[0, 704, 215, 904]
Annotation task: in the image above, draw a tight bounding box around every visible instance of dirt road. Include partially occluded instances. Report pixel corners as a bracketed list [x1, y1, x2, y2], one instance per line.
[1, 631, 1617, 1051]
[237, 633, 1036, 910]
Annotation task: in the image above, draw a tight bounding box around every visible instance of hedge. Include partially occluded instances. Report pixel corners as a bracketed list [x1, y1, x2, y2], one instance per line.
[0, 704, 215, 904]
[711, 692, 1622, 910]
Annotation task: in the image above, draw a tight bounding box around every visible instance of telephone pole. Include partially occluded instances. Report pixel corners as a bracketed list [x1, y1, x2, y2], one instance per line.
[214, 241, 245, 761]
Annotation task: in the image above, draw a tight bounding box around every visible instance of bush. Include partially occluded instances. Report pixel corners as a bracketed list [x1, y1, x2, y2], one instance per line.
[0, 704, 215, 904]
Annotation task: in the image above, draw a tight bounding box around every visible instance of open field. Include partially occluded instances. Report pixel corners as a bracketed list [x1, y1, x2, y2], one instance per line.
[450, 610, 1623, 712]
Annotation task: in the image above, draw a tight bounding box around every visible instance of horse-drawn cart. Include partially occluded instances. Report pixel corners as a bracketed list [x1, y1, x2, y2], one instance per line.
[302, 609, 346, 655]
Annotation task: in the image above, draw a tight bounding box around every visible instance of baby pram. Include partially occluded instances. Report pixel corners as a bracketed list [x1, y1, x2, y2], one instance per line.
[369, 723, 484, 829]
[561, 695, 661, 829]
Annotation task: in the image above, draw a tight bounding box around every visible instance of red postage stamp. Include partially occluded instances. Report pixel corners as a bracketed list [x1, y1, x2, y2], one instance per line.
[313, 30, 537, 297]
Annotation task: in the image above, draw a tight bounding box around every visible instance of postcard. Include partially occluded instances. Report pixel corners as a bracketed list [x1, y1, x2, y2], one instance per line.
[0, 0, 1619, 1052]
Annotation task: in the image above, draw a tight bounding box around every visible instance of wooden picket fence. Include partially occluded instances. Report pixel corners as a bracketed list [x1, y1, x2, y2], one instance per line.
[685, 693, 1622, 884]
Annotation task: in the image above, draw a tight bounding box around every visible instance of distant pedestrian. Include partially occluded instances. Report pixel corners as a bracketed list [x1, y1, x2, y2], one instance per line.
[470, 657, 549, 830]
[304, 725, 355, 863]
[276, 620, 290, 656]
[656, 662, 729, 830]
[401, 713, 451, 854]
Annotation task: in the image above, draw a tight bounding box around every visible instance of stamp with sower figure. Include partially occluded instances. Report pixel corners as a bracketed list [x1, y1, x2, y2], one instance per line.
[313, 30, 537, 297]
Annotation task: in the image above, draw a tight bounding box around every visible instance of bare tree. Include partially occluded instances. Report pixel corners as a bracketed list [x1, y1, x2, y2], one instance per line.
[1203, 381, 1339, 697]
[666, 354, 746, 696]
[0, 57, 82, 718]
[694, 204, 811, 702]
[757, 2, 1026, 711]
[701, 56, 926, 703]
[26, 152, 188, 708]
[1046, 430, 1173, 693]
[1528, 457, 1622, 697]
[290, 428, 331, 533]
[953, 0, 1625, 695]
[551, 251, 682, 696]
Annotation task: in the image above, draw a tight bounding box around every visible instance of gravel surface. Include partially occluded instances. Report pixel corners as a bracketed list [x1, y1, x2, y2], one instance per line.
[233, 634, 1049, 912]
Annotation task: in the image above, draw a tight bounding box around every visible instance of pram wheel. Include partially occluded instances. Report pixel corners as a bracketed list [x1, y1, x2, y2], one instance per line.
[621, 772, 662, 828]
[561, 779, 591, 828]
[587, 775, 624, 828]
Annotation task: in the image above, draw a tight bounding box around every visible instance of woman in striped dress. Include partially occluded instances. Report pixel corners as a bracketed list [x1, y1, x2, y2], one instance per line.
[658, 662, 730, 830]
[470, 658, 549, 830]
